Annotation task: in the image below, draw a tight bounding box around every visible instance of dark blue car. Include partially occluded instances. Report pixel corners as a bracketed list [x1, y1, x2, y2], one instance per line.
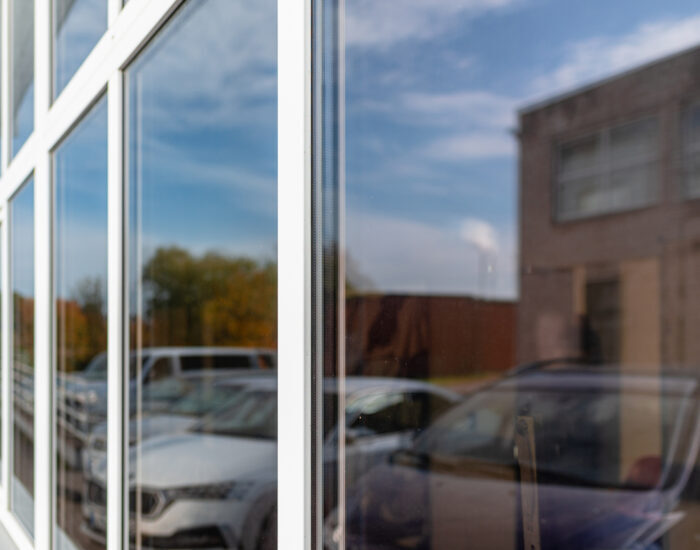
[326, 364, 700, 550]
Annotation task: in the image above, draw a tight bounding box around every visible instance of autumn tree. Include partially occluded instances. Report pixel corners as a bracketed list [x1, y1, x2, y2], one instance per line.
[140, 246, 277, 349]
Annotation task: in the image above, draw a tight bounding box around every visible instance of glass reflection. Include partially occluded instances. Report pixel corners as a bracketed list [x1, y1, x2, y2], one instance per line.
[54, 97, 107, 550]
[317, 1, 700, 549]
[11, 178, 34, 537]
[53, 0, 107, 99]
[11, 0, 34, 156]
[101, 1, 278, 549]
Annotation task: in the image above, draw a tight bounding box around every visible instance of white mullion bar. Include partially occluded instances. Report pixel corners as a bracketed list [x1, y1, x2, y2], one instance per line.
[35, 0, 50, 128]
[33, 0, 51, 546]
[0, 135, 37, 203]
[33, 154, 50, 550]
[278, 0, 311, 547]
[1, 0, 9, 174]
[107, 0, 121, 28]
[106, 70, 124, 550]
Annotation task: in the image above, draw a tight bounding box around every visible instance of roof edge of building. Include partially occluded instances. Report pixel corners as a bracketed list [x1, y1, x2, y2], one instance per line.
[517, 42, 700, 118]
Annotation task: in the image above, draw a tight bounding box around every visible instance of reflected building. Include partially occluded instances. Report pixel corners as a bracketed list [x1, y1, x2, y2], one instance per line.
[518, 44, 700, 369]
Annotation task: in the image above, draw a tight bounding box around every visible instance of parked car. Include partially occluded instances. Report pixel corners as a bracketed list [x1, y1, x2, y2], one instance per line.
[81, 376, 460, 549]
[84, 371, 276, 478]
[57, 346, 276, 446]
[325, 364, 700, 550]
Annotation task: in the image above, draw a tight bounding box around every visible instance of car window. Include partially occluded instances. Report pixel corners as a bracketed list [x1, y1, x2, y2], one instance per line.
[129, 353, 150, 381]
[171, 383, 241, 416]
[421, 389, 516, 463]
[347, 392, 423, 436]
[146, 357, 174, 383]
[408, 391, 456, 433]
[196, 389, 277, 439]
[180, 353, 253, 371]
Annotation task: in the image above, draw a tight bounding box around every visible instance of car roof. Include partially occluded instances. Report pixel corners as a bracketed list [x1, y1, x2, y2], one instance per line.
[212, 373, 460, 400]
[497, 365, 699, 397]
[135, 347, 277, 357]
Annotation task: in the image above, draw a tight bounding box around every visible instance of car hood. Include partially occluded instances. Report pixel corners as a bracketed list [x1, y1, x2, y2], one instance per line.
[128, 433, 276, 488]
[131, 414, 198, 443]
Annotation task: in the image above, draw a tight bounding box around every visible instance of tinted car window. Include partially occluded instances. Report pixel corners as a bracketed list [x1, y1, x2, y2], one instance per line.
[180, 353, 253, 371]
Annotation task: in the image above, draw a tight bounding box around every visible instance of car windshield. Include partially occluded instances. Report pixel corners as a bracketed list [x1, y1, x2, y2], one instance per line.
[170, 383, 242, 416]
[415, 374, 697, 490]
[79, 353, 108, 381]
[193, 388, 276, 440]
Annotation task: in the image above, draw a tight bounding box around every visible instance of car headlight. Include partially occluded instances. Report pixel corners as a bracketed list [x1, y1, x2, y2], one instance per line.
[161, 480, 256, 504]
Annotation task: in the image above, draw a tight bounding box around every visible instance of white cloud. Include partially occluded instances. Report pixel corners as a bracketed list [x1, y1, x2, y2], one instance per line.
[347, 211, 517, 298]
[529, 15, 700, 101]
[356, 90, 518, 160]
[460, 217, 499, 253]
[136, 0, 276, 132]
[426, 132, 515, 159]
[346, 0, 519, 48]
[402, 91, 517, 128]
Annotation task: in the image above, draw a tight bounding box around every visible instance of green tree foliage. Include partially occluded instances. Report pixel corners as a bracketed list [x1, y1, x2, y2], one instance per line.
[140, 246, 277, 349]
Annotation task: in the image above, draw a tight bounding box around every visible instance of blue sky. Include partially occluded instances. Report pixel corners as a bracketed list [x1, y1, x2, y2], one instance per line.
[343, 0, 700, 298]
[126, 0, 277, 299]
[18, 0, 700, 302]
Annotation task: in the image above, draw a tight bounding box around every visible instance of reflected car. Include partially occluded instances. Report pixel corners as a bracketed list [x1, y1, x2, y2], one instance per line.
[82, 376, 459, 549]
[83, 372, 276, 477]
[56, 347, 276, 447]
[327, 364, 700, 550]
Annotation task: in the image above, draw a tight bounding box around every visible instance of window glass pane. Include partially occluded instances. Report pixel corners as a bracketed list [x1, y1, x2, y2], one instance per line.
[11, 177, 34, 537]
[54, 97, 107, 550]
[52, 0, 107, 99]
[11, 0, 33, 157]
[125, 1, 277, 549]
[316, 2, 700, 550]
[609, 117, 658, 163]
[559, 136, 600, 176]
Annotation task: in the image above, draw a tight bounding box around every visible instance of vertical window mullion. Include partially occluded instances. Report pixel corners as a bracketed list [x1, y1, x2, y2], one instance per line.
[277, 0, 311, 548]
[1, 0, 9, 173]
[33, 0, 51, 547]
[107, 0, 120, 28]
[32, 157, 49, 550]
[106, 70, 124, 550]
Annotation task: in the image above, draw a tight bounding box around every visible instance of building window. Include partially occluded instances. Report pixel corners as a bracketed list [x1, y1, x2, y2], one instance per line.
[10, 176, 34, 537]
[682, 102, 700, 198]
[125, 0, 277, 548]
[556, 117, 660, 221]
[10, 0, 34, 157]
[52, 0, 107, 100]
[53, 96, 107, 550]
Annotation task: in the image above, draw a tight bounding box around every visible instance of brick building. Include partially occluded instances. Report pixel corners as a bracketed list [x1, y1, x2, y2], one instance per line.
[518, 44, 700, 369]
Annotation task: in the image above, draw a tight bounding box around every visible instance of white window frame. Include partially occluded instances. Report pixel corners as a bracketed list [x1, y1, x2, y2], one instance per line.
[0, 0, 312, 548]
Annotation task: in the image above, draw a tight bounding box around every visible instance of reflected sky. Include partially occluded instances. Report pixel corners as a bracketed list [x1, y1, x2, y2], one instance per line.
[12, 0, 34, 156]
[344, 0, 700, 298]
[54, 97, 108, 304]
[53, 0, 107, 99]
[127, 0, 276, 266]
[11, 180, 34, 298]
